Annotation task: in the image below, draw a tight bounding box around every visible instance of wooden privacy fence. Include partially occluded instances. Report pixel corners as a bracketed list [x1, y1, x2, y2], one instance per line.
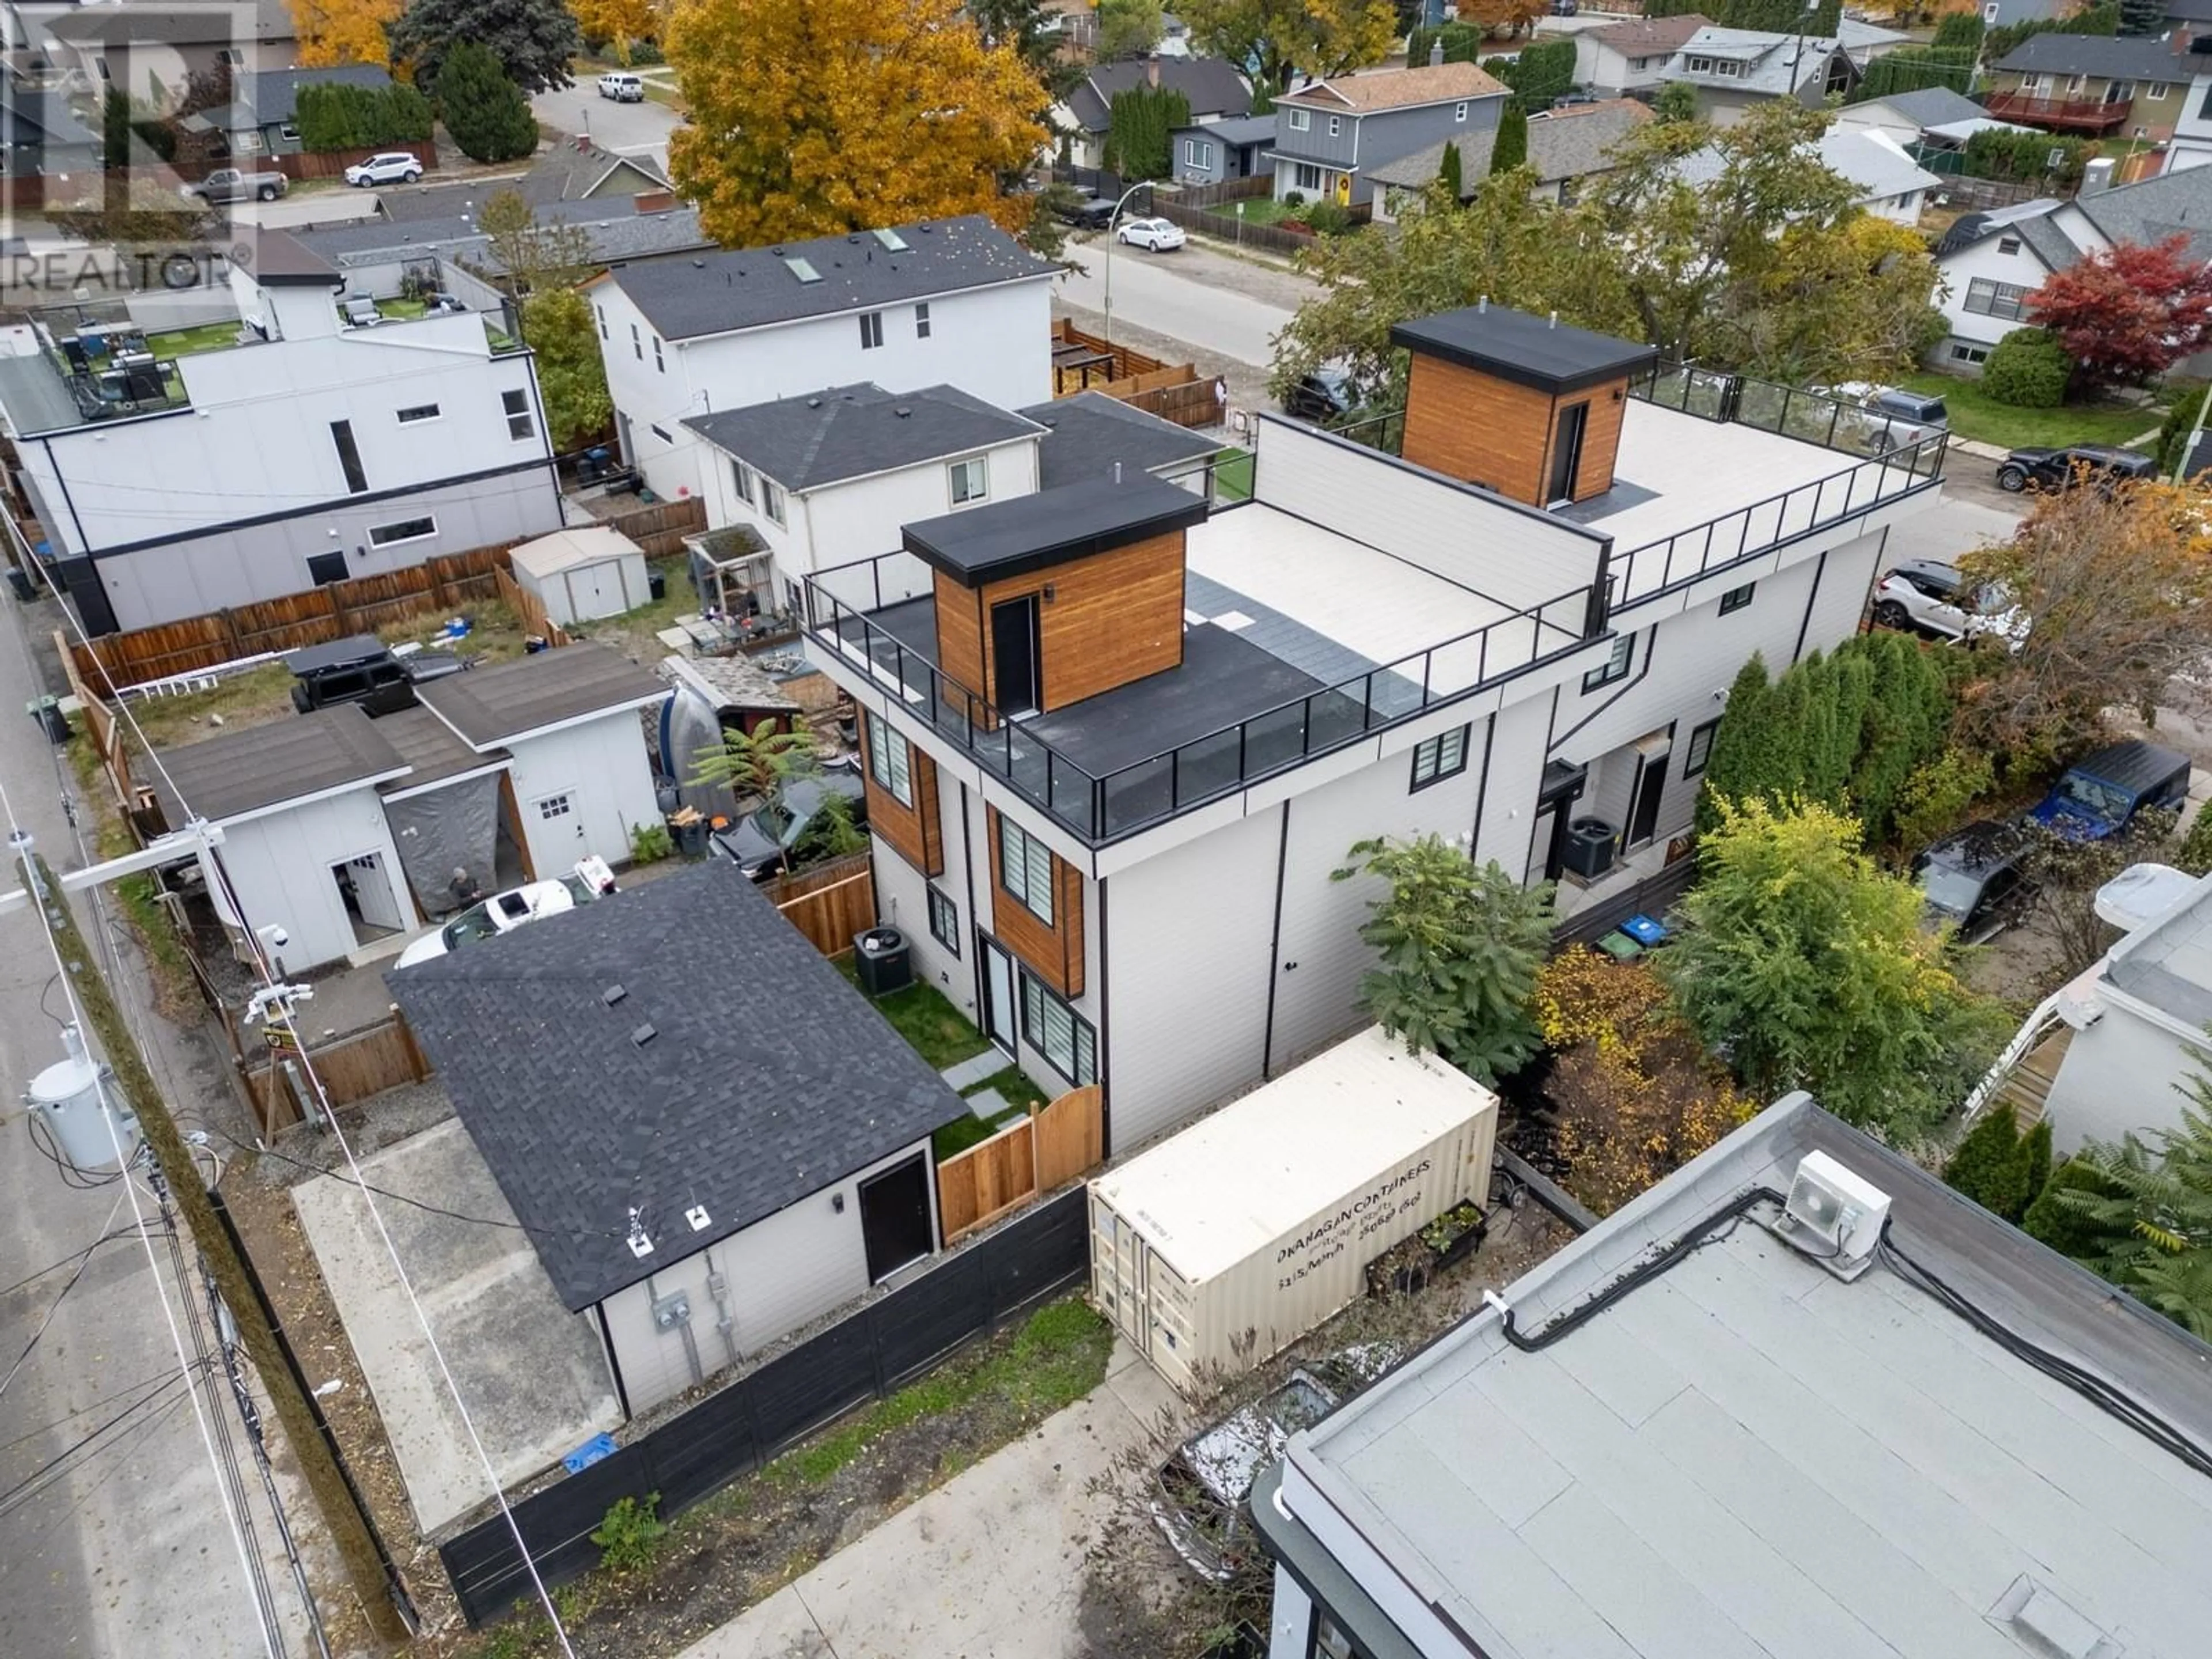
[275, 141, 438, 183]
[937, 1085, 1104, 1243]
[766, 852, 876, 956]
[69, 543, 516, 690]
[594, 494, 706, 558]
[54, 628, 134, 810]
[245, 1010, 432, 1133]
[493, 565, 573, 649]
[1171, 175, 1274, 209]
[1052, 317, 1166, 392]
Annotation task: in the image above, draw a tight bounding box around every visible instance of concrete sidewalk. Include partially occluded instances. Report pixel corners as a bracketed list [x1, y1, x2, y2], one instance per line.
[677, 1338, 1179, 1659]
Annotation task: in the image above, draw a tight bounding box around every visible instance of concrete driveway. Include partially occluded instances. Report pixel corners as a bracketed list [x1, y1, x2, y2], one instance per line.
[533, 78, 681, 174]
[676, 1340, 1178, 1659]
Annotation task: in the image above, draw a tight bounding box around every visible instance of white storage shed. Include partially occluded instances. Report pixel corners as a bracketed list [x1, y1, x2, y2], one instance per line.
[510, 527, 650, 625]
[1089, 1027, 1499, 1395]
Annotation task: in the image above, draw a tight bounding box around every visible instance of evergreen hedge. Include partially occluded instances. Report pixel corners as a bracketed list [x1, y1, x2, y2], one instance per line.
[437, 42, 538, 165]
[295, 81, 435, 152]
[1104, 85, 1189, 181]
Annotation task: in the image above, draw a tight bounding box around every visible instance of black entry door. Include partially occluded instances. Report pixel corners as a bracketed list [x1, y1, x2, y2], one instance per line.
[1548, 402, 1589, 505]
[990, 595, 1042, 717]
[1628, 749, 1669, 847]
[858, 1154, 934, 1283]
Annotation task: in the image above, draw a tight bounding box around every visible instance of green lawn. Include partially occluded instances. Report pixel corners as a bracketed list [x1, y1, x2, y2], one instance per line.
[1227, 196, 1300, 226]
[835, 959, 989, 1070]
[1902, 372, 2165, 452]
[1213, 447, 1255, 502]
[143, 319, 247, 358]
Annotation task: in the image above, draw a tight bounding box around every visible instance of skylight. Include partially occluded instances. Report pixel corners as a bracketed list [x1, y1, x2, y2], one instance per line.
[785, 257, 821, 283]
[872, 229, 910, 251]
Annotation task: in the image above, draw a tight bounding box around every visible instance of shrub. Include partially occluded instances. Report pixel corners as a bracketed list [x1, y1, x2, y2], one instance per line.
[629, 820, 673, 863]
[1282, 190, 1306, 209]
[1982, 327, 2072, 408]
[590, 1493, 666, 1571]
[437, 41, 540, 164]
[1944, 1108, 2032, 1221]
[1302, 199, 1351, 235]
[1892, 747, 1996, 854]
[2154, 382, 2207, 478]
[2021, 1154, 2128, 1259]
[296, 81, 435, 151]
[2177, 796, 2212, 874]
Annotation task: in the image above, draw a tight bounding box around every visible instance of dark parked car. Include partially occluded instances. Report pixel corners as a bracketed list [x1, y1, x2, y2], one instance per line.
[286, 634, 468, 716]
[1913, 820, 2033, 942]
[1996, 444, 2157, 494]
[709, 760, 868, 880]
[2028, 740, 2192, 840]
[1055, 193, 1119, 230]
[1281, 366, 1357, 423]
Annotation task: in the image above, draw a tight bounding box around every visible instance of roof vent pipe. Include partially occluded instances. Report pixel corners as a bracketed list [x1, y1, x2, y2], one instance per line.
[1549, 310, 1558, 329]
[1478, 294, 1488, 312]
[1114, 460, 1123, 483]
[1430, 35, 1444, 66]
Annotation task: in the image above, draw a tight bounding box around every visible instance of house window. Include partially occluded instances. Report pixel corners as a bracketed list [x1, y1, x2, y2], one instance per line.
[949, 456, 988, 505]
[1410, 724, 1471, 791]
[502, 388, 534, 440]
[2149, 82, 2172, 100]
[631, 322, 642, 360]
[929, 887, 960, 955]
[730, 459, 755, 505]
[329, 420, 367, 494]
[1719, 582, 1755, 614]
[858, 310, 884, 349]
[306, 550, 347, 585]
[396, 403, 440, 423]
[1583, 632, 1633, 692]
[998, 815, 1054, 925]
[760, 477, 786, 525]
[652, 336, 664, 373]
[1287, 107, 1310, 131]
[1683, 717, 1721, 779]
[537, 793, 573, 820]
[596, 305, 608, 340]
[277, 123, 301, 143]
[1020, 972, 1096, 1086]
[366, 515, 436, 547]
[1950, 342, 1991, 365]
[1964, 277, 2029, 321]
[1328, 115, 1342, 137]
[1454, 101, 1468, 122]
[1294, 162, 1324, 192]
[1997, 236, 2021, 255]
[915, 302, 931, 339]
[867, 716, 914, 808]
[2109, 81, 2134, 104]
[650, 424, 673, 443]
[1184, 138, 1203, 165]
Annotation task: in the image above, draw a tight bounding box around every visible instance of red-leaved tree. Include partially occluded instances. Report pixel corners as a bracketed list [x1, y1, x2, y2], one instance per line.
[2024, 234, 2212, 393]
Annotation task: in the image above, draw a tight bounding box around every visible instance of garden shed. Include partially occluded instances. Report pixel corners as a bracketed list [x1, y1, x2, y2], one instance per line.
[510, 526, 650, 625]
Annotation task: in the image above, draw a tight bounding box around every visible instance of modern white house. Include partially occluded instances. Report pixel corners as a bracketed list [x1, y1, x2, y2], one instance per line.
[0, 229, 562, 635]
[802, 302, 1946, 1157]
[1656, 26, 1866, 124]
[586, 215, 1056, 504]
[1832, 85, 1997, 147]
[154, 645, 667, 970]
[388, 860, 968, 1417]
[1249, 1093, 2212, 1659]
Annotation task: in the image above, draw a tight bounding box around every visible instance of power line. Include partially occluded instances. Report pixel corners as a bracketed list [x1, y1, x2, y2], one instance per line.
[0, 1189, 130, 1402]
[0, 1366, 201, 1521]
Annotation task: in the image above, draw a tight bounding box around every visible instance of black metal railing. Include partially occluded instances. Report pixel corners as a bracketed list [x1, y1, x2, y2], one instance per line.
[1628, 365, 1952, 462]
[804, 557, 1595, 844]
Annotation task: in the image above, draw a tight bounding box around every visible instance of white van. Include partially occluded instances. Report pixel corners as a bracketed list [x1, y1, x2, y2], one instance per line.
[597, 71, 644, 102]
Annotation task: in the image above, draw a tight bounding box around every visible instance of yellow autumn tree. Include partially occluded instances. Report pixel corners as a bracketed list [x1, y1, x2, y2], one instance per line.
[290, 0, 400, 66]
[665, 0, 1048, 247]
[573, 0, 663, 61]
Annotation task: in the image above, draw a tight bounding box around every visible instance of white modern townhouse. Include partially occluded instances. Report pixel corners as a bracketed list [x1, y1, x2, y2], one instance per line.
[0, 229, 561, 634]
[800, 302, 1947, 1156]
[586, 216, 1056, 505]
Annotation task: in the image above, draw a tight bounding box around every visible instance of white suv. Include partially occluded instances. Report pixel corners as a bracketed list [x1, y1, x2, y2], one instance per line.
[344, 151, 425, 187]
[1872, 559, 2026, 647]
[598, 71, 644, 101]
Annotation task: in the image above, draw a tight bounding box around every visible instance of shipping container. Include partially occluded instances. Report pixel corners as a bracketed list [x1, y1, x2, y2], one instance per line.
[1088, 1026, 1498, 1394]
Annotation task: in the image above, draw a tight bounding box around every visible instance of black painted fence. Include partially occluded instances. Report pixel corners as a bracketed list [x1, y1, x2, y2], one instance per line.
[439, 1188, 1092, 1628]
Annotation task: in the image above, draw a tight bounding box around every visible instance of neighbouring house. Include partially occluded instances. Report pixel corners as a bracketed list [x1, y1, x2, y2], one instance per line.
[0, 89, 97, 184]
[801, 301, 1944, 1156]
[176, 63, 395, 158]
[1250, 1092, 2212, 1659]
[0, 229, 562, 635]
[1018, 389, 1224, 491]
[1171, 114, 1277, 184]
[149, 643, 666, 968]
[588, 216, 1056, 503]
[1052, 55, 1253, 171]
[289, 200, 714, 296]
[1985, 32, 2192, 138]
[1969, 865, 2212, 1156]
[1929, 163, 2212, 370]
[18, 0, 298, 105]
[1681, 123, 1941, 226]
[2162, 56, 2212, 166]
[1572, 13, 1713, 99]
[516, 134, 675, 205]
[1368, 99, 1652, 218]
[1271, 62, 1510, 210]
[510, 527, 652, 626]
[1832, 84, 1992, 147]
[1656, 27, 1863, 125]
[388, 858, 971, 1418]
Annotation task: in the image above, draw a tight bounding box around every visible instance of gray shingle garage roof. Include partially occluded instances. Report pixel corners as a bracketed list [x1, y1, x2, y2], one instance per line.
[388, 861, 968, 1309]
[154, 705, 410, 824]
[417, 643, 666, 751]
[684, 382, 1043, 491]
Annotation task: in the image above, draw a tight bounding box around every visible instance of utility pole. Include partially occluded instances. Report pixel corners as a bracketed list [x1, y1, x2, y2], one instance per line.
[25, 851, 410, 1643]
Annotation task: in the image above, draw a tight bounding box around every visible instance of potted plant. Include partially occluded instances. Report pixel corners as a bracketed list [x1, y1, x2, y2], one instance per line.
[1365, 1200, 1488, 1298]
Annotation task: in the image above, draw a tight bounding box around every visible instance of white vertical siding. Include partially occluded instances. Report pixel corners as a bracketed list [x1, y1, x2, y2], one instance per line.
[1474, 693, 1557, 884]
[1103, 805, 1282, 1152]
[599, 1135, 937, 1415]
[207, 787, 412, 970]
[872, 834, 975, 1018]
[503, 711, 661, 876]
[1797, 529, 1883, 660]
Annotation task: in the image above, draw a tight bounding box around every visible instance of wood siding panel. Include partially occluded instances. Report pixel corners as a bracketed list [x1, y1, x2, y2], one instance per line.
[857, 710, 943, 877]
[986, 806, 1082, 997]
[1400, 353, 1627, 508]
[933, 567, 986, 703]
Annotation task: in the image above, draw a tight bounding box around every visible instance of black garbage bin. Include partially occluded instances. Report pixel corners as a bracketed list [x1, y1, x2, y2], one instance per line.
[648, 570, 667, 601]
[852, 926, 913, 997]
[1563, 817, 1618, 879]
[5, 567, 33, 602]
[673, 815, 709, 858]
[28, 695, 69, 744]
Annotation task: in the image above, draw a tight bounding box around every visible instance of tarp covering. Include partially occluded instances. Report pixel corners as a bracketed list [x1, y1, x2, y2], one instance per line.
[385, 774, 502, 915]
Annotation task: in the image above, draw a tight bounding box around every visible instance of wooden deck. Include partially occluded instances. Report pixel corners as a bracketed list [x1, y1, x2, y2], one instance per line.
[1993, 1024, 2074, 1128]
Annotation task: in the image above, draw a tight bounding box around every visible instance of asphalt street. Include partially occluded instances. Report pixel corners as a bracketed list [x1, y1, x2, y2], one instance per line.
[0, 593, 309, 1658]
[1054, 239, 1305, 369]
[531, 77, 683, 175]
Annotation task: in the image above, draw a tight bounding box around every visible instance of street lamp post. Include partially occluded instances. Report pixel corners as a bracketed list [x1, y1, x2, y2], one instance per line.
[1099, 180, 1150, 347]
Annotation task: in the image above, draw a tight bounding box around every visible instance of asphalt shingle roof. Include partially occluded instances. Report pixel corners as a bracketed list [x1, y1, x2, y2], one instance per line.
[388, 861, 969, 1309]
[1173, 114, 1277, 147]
[1278, 60, 1506, 113]
[1066, 58, 1253, 132]
[1668, 27, 1854, 96]
[418, 643, 666, 751]
[683, 382, 1044, 491]
[1017, 391, 1224, 491]
[241, 64, 392, 126]
[1994, 31, 2190, 79]
[2073, 161, 2212, 265]
[1858, 85, 1987, 131]
[607, 215, 1053, 342]
[1586, 13, 1713, 54]
[1368, 100, 1650, 192]
[156, 705, 409, 823]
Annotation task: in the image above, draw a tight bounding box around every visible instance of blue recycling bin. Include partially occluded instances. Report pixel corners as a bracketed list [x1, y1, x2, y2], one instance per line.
[1620, 913, 1669, 949]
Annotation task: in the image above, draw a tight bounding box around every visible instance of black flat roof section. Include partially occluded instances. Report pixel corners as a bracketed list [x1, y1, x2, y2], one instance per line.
[904, 474, 1207, 585]
[156, 704, 410, 823]
[389, 861, 969, 1309]
[419, 643, 667, 750]
[1392, 302, 1657, 396]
